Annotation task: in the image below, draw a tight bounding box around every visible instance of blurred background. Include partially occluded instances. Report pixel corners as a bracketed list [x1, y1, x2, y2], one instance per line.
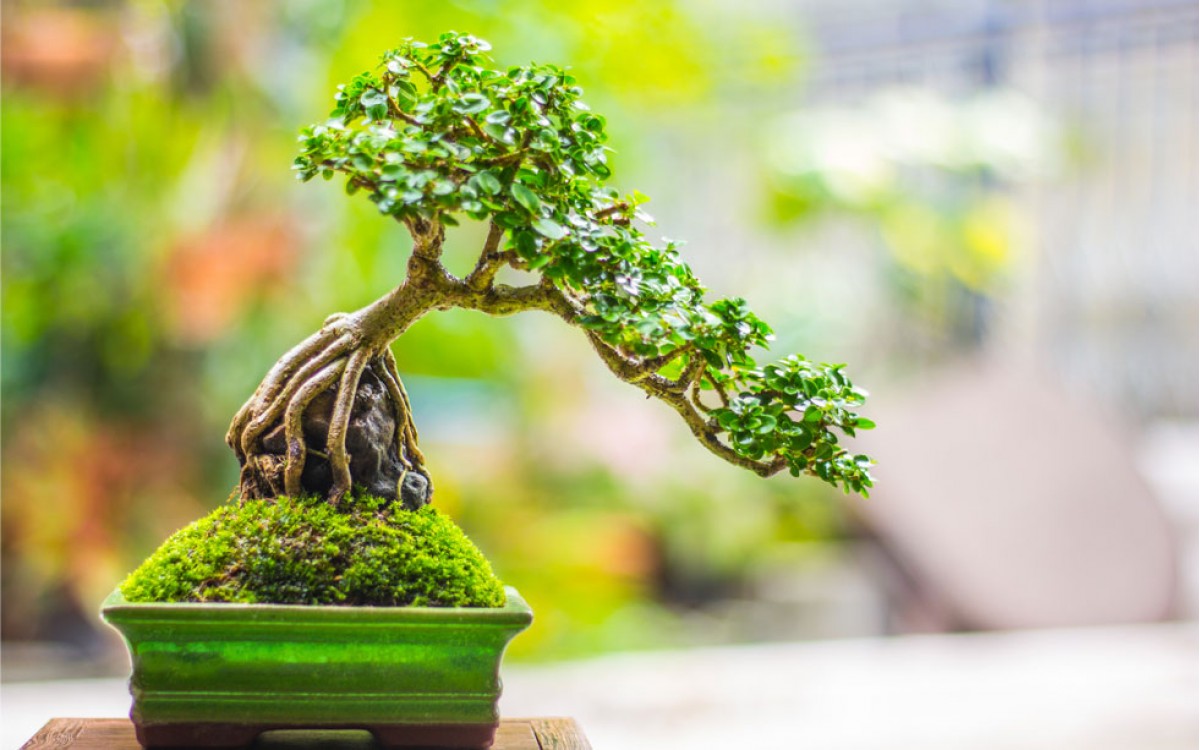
[1, 0, 1196, 748]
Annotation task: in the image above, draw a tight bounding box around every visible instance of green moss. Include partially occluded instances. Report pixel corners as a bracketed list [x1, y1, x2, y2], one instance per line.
[119, 495, 506, 607]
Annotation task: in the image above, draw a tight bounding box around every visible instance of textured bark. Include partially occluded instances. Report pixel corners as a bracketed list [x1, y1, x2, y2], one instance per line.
[227, 253, 443, 505]
[227, 219, 786, 506]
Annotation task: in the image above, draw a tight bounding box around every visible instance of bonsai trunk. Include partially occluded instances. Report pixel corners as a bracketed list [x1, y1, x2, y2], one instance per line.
[227, 255, 449, 506]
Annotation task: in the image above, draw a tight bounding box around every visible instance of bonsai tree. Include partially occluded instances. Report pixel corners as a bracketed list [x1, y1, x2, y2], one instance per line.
[226, 31, 875, 510]
[106, 37, 876, 750]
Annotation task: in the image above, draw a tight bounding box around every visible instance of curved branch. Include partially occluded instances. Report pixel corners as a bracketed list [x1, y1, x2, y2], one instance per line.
[578, 320, 786, 477]
[386, 97, 423, 127]
[454, 280, 559, 316]
[688, 380, 714, 414]
[465, 221, 512, 292]
[704, 372, 730, 408]
[445, 276, 785, 477]
[478, 149, 529, 167]
[593, 201, 630, 222]
[629, 346, 698, 388]
[462, 115, 493, 144]
[663, 390, 788, 478]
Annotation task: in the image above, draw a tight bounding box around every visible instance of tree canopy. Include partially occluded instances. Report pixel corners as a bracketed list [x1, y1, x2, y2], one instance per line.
[292, 32, 875, 496]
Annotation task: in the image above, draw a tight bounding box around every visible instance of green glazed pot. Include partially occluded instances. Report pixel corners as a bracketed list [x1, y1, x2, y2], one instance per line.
[100, 586, 532, 749]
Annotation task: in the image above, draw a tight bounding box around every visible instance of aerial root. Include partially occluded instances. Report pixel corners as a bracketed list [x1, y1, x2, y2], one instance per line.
[239, 333, 353, 457]
[282, 358, 347, 497]
[381, 348, 426, 468]
[325, 348, 372, 504]
[374, 358, 414, 471]
[226, 321, 348, 460]
[228, 320, 429, 503]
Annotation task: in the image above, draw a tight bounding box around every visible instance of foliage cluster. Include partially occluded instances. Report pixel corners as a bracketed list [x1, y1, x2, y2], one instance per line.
[293, 33, 874, 494]
[120, 495, 506, 607]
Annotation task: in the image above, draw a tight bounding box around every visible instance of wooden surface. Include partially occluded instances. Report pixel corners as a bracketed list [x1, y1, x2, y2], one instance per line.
[20, 718, 591, 750]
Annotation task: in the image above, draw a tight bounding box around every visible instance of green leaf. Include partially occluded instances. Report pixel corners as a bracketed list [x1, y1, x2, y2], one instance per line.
[715, 410, 739, 430]
[510, 183, 541, 214]
[513, 230, 539, 259]
[457, 93, 490, 114]
[393, 80, 418, 107]
[360, 89, 388, 121]
[755, 415, 778, 434]
[532, 218, 567, 240]
[493, 211, 524, 229]
[475, 171, 501, 195]
[483, 122, 511, 142]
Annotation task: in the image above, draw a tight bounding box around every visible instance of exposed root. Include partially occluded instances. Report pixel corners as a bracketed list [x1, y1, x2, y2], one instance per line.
[228, 323, 429, 505]
[375, 356, 414, 470]
[239, 333, 354, 458]
[226, 321, 348, 461]
[283, 358, 346, 497]
[382, 348, 426, 468]
[325, 348, 372, 504]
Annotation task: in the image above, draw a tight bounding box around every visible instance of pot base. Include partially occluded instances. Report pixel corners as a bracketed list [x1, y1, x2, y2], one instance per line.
[136, 721, 499, 749]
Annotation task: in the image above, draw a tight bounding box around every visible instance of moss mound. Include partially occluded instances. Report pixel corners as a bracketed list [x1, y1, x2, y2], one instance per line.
[119, 495, 505, 607]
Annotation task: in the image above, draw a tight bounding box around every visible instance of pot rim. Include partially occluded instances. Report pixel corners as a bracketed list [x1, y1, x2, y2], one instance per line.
[101, 585, 532, 626]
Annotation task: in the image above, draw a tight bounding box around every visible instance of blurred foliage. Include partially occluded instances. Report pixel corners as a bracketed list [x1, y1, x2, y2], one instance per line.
[762, 87, 1063, 351]
[1, 0, 850, 662]
[5, 0, 1058, 663]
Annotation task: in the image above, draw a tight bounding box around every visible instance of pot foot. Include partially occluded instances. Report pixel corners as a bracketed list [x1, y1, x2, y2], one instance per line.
[136, 722, 262, 748]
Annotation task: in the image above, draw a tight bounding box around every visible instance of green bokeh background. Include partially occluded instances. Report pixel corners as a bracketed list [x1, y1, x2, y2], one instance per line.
[4, 0, 1130, 666]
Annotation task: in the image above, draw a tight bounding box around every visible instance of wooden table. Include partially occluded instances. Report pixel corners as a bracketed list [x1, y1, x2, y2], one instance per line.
[21, 718, 591, 750]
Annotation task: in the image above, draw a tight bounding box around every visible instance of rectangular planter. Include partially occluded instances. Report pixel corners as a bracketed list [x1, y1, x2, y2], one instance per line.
[100, 586, 532, 749]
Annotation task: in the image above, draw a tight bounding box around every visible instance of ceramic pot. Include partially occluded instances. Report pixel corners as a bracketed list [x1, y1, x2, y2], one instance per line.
[100, 586, 532, 749]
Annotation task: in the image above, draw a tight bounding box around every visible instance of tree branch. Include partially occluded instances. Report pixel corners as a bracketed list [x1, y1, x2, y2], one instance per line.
[403, 216, 445, 261]
[593, 202, 629, 220]
[392, 270, 788, 480]
[704, 372, 730, 408]
[462, 115, 493, 144]
[478, 149, 529, 167]
[628, 346, 697, 387]
[465, 222, 512, 291]
[582, 330, 643, 381]
[577, 329, 785, 478]
[413, 61, 436, 85]
[452, 280, 558, 317]
[659, 391, 789, 478]
[386, 99, 423, 127]
[666, 352, 706, 393]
